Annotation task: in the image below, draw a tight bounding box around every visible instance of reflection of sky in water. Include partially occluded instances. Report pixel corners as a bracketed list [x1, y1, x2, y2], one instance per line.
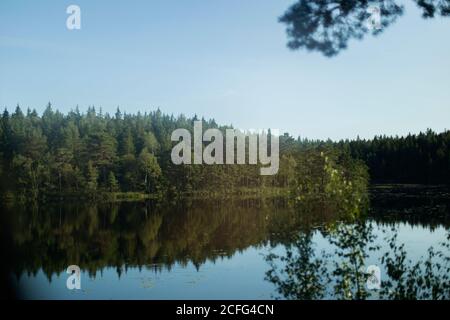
[13, 246, 277, 300]
[13, 222, 448, 300]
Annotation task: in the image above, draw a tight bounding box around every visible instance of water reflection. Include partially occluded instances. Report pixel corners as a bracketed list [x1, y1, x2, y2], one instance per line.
[8, 197, 298, 279]
[5, 187, 450, 299]
[265, 221, 450, 300]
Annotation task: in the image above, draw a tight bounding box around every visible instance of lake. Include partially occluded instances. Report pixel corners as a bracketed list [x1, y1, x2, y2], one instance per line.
[7, 185, 450, 299]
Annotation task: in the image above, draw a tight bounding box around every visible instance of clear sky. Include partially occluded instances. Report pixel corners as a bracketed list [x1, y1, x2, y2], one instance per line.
[0, 0, 449, 140]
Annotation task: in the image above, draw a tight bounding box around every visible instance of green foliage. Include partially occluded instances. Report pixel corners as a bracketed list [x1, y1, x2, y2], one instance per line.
[291, 148, 369, 219]
[0, 105, 370, 200]
[4, 105, 444, 200]
[380, 228, 450, 299]
[138, 148, 162, 193]
[86, 161, 99, 193]
[0, 106, 167, 198]
[108, 172, 119, 192]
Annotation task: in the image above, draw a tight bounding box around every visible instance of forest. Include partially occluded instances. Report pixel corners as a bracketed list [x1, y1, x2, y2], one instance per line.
[0, 104, 448, 200]
[292, 130, 450, 184]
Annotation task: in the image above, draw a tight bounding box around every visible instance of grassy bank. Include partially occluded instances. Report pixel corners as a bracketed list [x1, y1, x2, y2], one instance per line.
[1, 187, 291, 203]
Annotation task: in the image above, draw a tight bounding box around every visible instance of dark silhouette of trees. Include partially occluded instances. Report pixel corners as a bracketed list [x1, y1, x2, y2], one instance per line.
[280, 0, 450, 56]
[337, 129, 450, 184]
[286, 129, 450, 184]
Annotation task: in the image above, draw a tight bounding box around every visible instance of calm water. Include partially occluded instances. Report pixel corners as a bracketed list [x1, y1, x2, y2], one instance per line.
[7, 186, 450, 299]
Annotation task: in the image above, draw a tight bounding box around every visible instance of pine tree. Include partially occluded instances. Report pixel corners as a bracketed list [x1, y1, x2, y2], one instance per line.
[108, 171, 119, 192]
[86, 161, 99, 193]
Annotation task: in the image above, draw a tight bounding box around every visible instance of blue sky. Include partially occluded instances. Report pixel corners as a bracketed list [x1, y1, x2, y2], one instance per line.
[0, 0, 449, 140]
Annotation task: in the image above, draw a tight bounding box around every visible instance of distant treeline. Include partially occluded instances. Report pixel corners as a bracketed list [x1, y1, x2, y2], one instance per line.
[283, 129, 450, 184]
[341, 131, 450, 184]
[0, 104, 446, 199]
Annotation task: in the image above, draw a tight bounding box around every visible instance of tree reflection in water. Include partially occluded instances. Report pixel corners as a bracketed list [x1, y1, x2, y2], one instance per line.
[265, 220, 450, 300]
[5, 186, 450, 300]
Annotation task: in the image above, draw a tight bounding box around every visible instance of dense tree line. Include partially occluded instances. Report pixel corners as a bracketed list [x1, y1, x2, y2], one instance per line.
[0, 105, 166, 199]
[1, 104, 445, 200]
[281, 129, 450, 184]
[337, 130, 450, 184]
[0, 104, 368, 200]
[0, 104, 290, 199]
